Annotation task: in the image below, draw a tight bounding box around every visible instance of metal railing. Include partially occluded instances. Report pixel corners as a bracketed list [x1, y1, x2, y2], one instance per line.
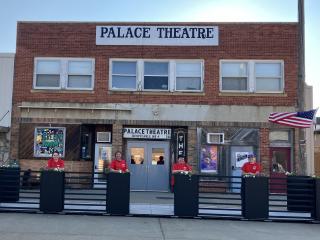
[0, 169, 319, 222]
[198, 175, 242, 219]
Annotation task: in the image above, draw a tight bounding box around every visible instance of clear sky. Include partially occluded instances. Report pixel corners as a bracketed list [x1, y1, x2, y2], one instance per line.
[0, 0, 319, 113]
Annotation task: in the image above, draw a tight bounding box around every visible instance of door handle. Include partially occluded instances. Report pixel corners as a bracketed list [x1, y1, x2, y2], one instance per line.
[231, 166, 235, 170]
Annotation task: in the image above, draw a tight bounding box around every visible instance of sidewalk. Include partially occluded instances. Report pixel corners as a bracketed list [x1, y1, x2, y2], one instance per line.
[0, 213, 319, 240]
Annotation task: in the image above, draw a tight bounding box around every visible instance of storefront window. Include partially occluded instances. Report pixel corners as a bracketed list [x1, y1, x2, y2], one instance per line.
[81, 134, 92, 160]
[34, 127, 66, 157]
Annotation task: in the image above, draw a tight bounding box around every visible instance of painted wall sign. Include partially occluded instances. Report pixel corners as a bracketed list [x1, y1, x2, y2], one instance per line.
[96, 25, 219, 46]
[123, 128, 171, 139]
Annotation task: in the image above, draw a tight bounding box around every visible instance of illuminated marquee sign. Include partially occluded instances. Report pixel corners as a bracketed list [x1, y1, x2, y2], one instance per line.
[96, 25, 219, 46]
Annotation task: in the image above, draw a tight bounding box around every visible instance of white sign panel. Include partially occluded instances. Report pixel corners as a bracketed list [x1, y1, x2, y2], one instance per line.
[96, 25, 219, 46]
[123, 128, 171, 139]
[235, 152, 249, 168]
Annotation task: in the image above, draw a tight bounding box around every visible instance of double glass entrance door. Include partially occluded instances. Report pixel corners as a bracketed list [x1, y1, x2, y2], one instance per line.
[127, 141, 169, 191]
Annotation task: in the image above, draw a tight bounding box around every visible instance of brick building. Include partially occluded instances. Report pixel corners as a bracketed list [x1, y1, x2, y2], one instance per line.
[11, 22, 304, 191]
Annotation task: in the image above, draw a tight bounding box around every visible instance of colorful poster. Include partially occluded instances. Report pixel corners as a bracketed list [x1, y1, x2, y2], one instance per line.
[235, 152, 249, 168]
[200, 145, 218, 173]
[34, 127, 66, 157]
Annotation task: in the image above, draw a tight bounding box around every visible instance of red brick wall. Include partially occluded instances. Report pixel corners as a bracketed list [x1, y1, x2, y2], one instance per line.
[13, 22, 298, 106]
[259, 128, 270, 175]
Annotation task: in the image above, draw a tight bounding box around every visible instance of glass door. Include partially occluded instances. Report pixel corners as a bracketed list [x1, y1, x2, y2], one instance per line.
[127, 141, 170, 191]
[269, 147, 290, 193]
[147, 142, 169, 191]
[127, 142, 147, 190]
[94, 143, 112, 188]
[230, 146, 254, 193]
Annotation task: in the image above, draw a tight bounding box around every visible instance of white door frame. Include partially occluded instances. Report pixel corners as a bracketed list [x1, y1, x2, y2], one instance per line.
[93, 143, 112, 188]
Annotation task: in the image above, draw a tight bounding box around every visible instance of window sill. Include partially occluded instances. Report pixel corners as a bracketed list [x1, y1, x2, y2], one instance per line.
[31, 89, 95, 94]
[218, 92, 287, 97]
[108, 91, 205, 96]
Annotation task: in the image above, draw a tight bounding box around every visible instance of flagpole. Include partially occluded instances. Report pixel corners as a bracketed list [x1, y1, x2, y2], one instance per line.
[298, 0, 306, 175]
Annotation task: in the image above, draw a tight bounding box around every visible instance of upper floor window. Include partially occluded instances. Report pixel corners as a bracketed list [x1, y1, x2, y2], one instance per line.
[110, 59, 203, 92]
[220, 60, 284, 93]
[111, 61, 137, 90]
[175, 62, 202, 91]
[34, 58, 94, 90]
[255, 63, 282, 92]
[144, 62, 169, 91]
[221, 62, 248, 91]
[35, 60, 61, 88]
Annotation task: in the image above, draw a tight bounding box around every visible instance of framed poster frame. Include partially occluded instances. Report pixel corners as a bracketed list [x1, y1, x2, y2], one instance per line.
[34, 127, 66, 157]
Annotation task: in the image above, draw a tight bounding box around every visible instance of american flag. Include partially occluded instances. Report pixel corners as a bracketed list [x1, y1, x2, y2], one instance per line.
[268, 109, 317, 128]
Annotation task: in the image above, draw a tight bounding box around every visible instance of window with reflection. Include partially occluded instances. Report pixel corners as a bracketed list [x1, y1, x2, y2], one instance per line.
[152, 148, 165, 165]
[271, 150, 288, 173]
[130, 148, 144, 164]
[144, 62, 169, 90]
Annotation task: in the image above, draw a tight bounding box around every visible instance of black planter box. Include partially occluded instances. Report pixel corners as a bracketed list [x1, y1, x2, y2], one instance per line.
[313, 179, 320, 220]
[40, 171, 65, 213]
[174, 174, 199, 217]
[241, 176, 269, 220]
[287, 176, 314, 212]
[106, 172, 130, 215]
[0, 167, 20, 202]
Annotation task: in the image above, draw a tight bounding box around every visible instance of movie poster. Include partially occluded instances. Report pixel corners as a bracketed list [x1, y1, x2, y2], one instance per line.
[200, 145, 218, 173]
[235, 152, 249, 168]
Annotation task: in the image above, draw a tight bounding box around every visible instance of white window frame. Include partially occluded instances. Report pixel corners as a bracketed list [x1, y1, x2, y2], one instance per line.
[33, 59, 62, 90]
[142, 60, 170, 92]
[109, 58, 204, 93]
[254, 60, 284, 93]
[174, 60, 204, 92]
[220, 59, 284, 93]
[219, 60, 249, 92]
[33, 57, 95, 90]
[109, 59, 138, 91]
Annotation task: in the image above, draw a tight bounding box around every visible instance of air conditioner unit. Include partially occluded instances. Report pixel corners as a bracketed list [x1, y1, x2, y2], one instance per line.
[207, 133, 224, 144]
[97, 132, 111, 143]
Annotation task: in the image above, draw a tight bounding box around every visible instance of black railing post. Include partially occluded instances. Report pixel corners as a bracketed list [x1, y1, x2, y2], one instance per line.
[174, 174, 199, 217]
[241, 176, 269, 220]
[0, 167, 20, 202]
[40, 170, 65, 213]
[106, 172, 130, 215]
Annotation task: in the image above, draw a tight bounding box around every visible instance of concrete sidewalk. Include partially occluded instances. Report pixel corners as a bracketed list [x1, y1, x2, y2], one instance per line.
[0, 213, 319, 240]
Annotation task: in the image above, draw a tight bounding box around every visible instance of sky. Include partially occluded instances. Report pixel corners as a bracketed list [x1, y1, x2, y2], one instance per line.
[0, 0, 319, 113]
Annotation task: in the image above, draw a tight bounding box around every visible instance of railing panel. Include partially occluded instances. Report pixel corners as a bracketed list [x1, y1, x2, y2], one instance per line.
[0, 170, 319, 223]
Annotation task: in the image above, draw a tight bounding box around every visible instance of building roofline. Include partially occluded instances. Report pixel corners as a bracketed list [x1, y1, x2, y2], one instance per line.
[17, 21, 298, 25]
[0, 53, 15, 57]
